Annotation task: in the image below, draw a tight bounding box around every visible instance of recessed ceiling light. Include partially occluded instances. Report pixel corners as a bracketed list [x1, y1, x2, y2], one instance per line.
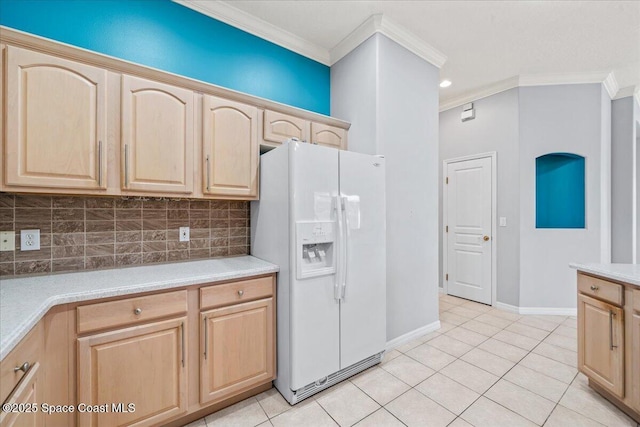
[440, 80, 452, 88]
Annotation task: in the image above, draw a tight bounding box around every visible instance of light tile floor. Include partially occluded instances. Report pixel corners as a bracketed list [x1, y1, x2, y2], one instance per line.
[185, 294, 640, 427]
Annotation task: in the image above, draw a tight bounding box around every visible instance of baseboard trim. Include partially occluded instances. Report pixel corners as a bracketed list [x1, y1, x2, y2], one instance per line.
[495, 301, 519, 313]
[495, 301, 576, 316]
[438, 287, 445, 294]
[518, 307, 577, 316]
[386, 320, 441, 351]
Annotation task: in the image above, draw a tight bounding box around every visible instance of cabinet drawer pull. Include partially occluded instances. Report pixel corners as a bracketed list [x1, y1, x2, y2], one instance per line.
[98, 140, 103, 187]
[590, 285, 599, 291]
[14, 362, 30, 373]
[124, 144, 130, 187]
[133, 308, 142, 315]
[180, 322, 185, 368]
[609, 310, 618, 350]
[238, 290, 244, 297]
[205, 155, 211, 191]
[203, 317, 208, 360]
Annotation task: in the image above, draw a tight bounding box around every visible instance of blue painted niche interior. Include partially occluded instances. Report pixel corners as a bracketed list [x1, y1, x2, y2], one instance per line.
[536, 153, 585, 229]
[0, 0, 330, 115]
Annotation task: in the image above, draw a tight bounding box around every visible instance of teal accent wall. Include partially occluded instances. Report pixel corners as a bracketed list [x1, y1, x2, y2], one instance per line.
[536, 153, 586, 228]
[0, 0, 330, 114]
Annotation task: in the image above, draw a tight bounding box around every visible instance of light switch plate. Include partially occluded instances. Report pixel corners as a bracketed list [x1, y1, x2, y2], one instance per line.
[0, 231, 15, 251]
[499, 217, 507, 227]
[20, 229, 40, 251]
[179, 227, 190, 242]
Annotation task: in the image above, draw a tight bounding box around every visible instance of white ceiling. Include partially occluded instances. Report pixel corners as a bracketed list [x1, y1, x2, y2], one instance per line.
[180, 1, 640, 108]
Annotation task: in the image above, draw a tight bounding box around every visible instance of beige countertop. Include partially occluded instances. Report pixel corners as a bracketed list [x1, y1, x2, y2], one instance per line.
[0, 256, 278, 361]
[570, 263, 640, 287]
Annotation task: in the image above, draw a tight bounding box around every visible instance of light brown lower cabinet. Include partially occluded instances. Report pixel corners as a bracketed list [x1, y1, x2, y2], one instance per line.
[0, 273, 276, 427]
[578, 293, 624, 398]
[77, 317, 188, 427]
[0, 362, 43, 427]
[201, 298, 275, 404]
[577, 272, 640, 423]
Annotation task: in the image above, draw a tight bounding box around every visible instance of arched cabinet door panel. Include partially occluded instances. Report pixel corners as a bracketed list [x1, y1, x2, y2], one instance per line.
[4, 46, 107, 191]
[310, 122, 347, 150]
[263, 110, 309, 145]
[202, 96, 258, 199]
[121, 75, 194, 195]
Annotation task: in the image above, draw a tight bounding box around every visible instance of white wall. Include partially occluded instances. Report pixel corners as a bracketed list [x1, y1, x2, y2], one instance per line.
[332, 33, 440, 341]
[439, 89, 521, 306]
[611, 96, 636, 263]
[519, 84, 611, 309]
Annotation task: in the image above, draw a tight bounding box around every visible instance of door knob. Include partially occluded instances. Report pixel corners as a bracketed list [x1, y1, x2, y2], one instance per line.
[483, 236, 490, 241]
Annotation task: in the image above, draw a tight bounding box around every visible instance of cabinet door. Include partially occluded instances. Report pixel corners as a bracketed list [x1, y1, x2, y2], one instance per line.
[4, 46, 107, 190]
[578, 294, 625, 398]
[633, 310, 640, 411]
[201, 298, 274, 404]
[0, 362, 43, 427]
[77, 317, 187, 427]
[202, 96, 258, 198]
[122, 75, 194, 195]
[310, 122, 347, 150]
[263, 110, 309, 145]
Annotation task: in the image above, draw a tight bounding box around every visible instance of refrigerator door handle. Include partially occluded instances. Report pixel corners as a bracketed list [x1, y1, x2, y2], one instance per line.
[341, 196, 349, 299]
[335, 194, 344, 301]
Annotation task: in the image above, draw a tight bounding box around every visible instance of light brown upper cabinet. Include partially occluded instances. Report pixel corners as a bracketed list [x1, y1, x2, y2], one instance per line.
[310, 122, 348, 150]
[3, 46, 107, 191]
[202, 95, 258, 199]
[262, 109, 309, 146]
[121, 75, 194, 195]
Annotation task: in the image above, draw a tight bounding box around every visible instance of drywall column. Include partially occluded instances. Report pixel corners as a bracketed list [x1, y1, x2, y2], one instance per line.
[519, 84, 611, 310]
[439, 89, 521, 307]
[332, 33, 440, 342]
[611, 96, 636, 263]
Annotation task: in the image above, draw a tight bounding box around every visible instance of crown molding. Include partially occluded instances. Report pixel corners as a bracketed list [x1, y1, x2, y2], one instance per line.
[613, 85, 640, 104]
[330, 14, 447, 68]
[174, 0, 331, 65]
[440, 71, 622, 112]
[439, 76, 520, 112]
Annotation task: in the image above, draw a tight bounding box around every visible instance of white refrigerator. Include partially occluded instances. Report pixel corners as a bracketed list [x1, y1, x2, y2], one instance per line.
[251, 141, 386, 404]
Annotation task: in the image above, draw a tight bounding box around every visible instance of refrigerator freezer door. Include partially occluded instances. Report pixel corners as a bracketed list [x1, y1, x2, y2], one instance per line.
[290, 143, 341, 390]
[338, 151, 386, 369]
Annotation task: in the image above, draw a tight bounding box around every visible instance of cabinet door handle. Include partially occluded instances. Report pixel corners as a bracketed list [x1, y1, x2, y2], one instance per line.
[590, 285, 599, 291]
[14, 362, 30, 373]
[205, 155, 210, 191]
[203, 317, 208, 360]
[97, 140, 103, 187]
[609, 310, 618, 350]
[124, 144, 130, 188]
[180, 322, 185, 368]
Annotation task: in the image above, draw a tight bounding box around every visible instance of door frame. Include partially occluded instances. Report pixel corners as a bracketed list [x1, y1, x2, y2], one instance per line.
[442, 152, 497, 306]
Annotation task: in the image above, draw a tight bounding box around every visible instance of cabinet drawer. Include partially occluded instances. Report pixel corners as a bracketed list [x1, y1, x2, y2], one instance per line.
[77, 290, 187, 334]
[634, 289, 640, 312]
[578, 273, 623, 306]
[200, 276, 274, 310]
[0, 322, 42, 404]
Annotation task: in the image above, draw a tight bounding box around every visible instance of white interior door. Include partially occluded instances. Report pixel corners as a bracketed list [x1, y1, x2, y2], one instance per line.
[446, 157, 493, 304]
[338, 151, 386, 369]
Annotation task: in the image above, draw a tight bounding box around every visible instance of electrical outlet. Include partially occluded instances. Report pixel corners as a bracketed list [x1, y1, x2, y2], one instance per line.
[0, 231, 15, 252]
[20, 229, 40, 251]
[179, 227, 190, 242]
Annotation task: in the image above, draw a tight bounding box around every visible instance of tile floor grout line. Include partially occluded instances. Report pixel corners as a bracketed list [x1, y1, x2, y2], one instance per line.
[539, 370, 581, 427]
[347, 380, 408, 426]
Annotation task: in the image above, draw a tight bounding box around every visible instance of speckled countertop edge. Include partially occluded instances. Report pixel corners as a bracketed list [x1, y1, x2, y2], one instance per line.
[569, 263, 640, 287]
[0, 256, 278, 361]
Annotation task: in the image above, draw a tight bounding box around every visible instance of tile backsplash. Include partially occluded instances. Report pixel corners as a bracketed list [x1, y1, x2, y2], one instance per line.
[0, 194, 250, 277]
